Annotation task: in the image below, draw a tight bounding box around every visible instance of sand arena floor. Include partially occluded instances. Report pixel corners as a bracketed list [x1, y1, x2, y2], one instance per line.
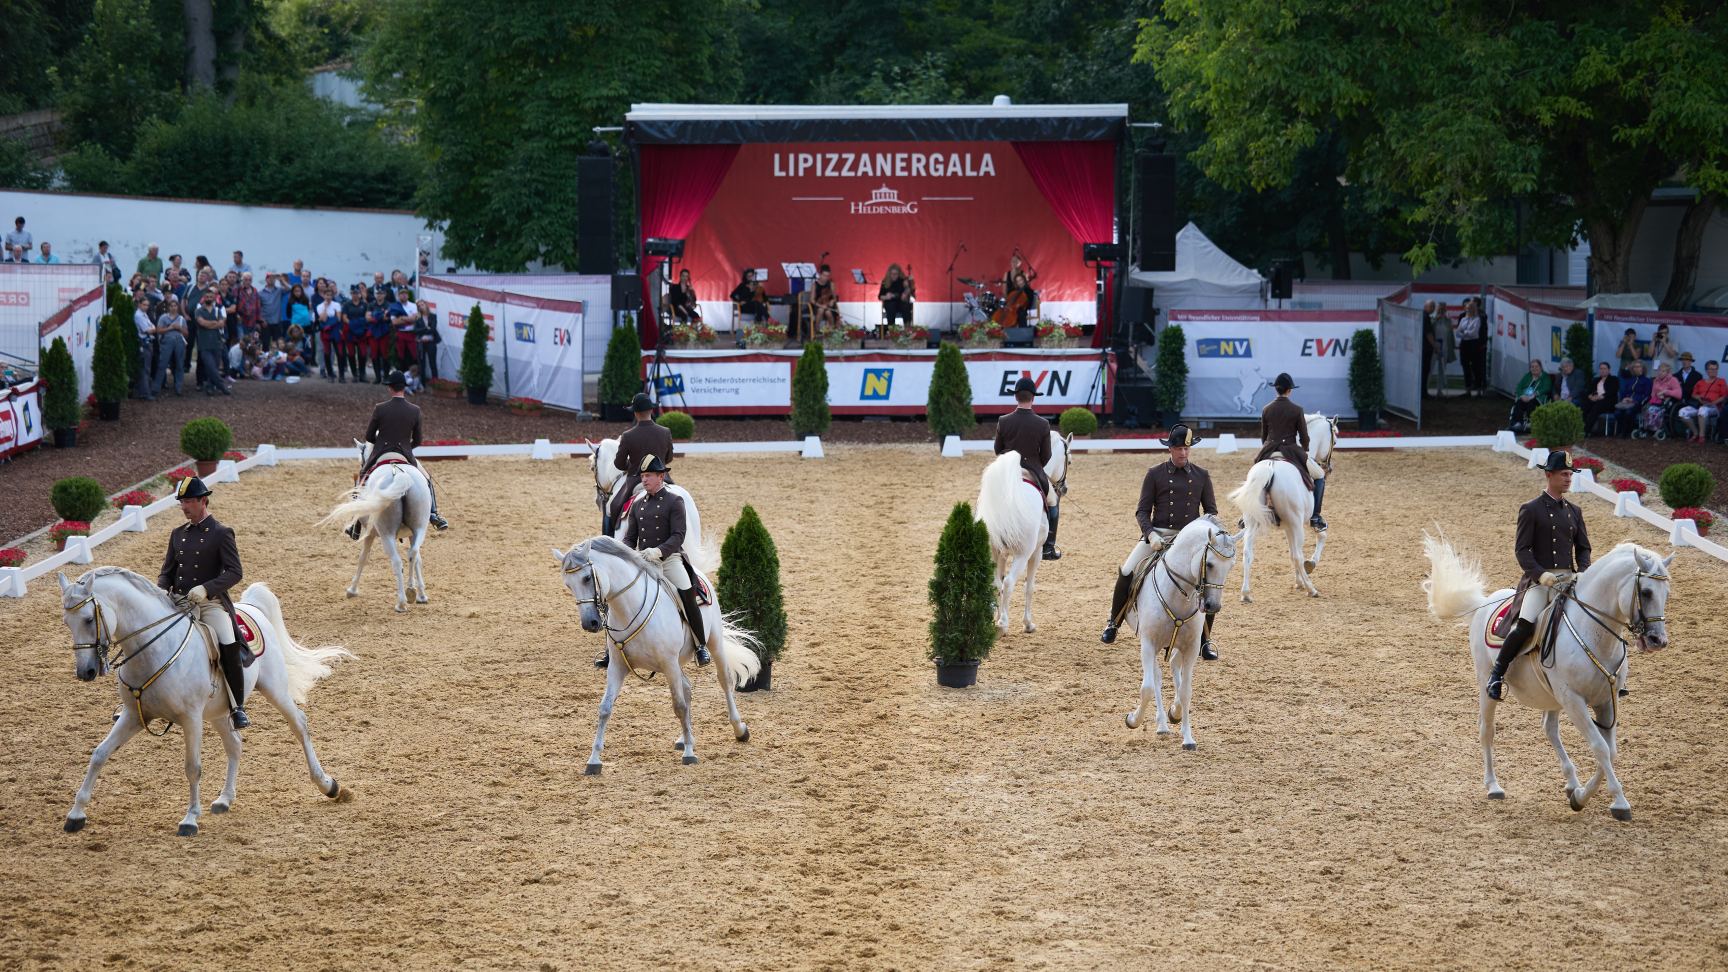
[2, 446, 1725, 970]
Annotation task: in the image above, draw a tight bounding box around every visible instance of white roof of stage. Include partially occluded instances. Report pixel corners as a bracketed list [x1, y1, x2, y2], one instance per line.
[624, 103, 1129, 144]
[627, 103, 1130, 121]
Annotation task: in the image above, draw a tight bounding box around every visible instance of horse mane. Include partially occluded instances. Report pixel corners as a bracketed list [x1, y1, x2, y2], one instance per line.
[588, 534, 650, 571]
[68, 566, 172, 609]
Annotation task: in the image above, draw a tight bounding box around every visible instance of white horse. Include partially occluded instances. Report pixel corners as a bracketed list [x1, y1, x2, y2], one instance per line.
[1227, 414, 1335, 601]
[1122, 517, 1242, 749]
[553, 535, 760, 774]
[585, 436, 703, 544]
[1424, 535, 1672, 820]
[58, 568, 352, 836]
[321, 440, 433, 612]
[977, 451, 1048, 634]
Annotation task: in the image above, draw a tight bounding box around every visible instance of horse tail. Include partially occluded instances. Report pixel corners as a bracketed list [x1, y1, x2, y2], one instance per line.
[241, 583, 353, 705]
[1228, 461, 1278, 534]
[977, 451, 1040, 553]
[320, 465, 413, 531]
[712, 610, 763, 689]
[1421, 531, 1489, 625]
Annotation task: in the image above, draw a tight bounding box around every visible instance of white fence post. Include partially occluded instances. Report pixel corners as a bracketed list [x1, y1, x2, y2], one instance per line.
[801, 436, 825, 459]
[0, 567, 22, 598]
[255, 443, 278, 466]
[1614, 491, 1643, 517]
[1670, 518, 1700, 548]
[1492, 430, 1516, 452]
[209, 459, 239, 483]
[1215, 433, 1239, 454]
[530, 438, 554, 460]
[120, 506, 147, 532]
[1573, 468, 1595, 489]
[1527, 447, 1549, 469]
[64, 535, 94, 565]
[940, 435, 964, 458]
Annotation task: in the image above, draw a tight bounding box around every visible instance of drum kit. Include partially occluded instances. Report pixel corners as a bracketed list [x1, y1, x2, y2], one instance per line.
[959, 277, 1004, 322]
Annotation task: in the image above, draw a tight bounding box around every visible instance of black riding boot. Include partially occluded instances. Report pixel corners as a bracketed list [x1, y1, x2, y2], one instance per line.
[218, 642, 250, 729]
[1200, 611, 1219, 661]
[1042, 504, 1062, 560]
[1100, 571, 1134, 643]
[679, 587, 711, 666]
[426, 478, 448, 530]
[346, 520, 362, 540]
[1486, 618, 1533, 700]
[1310, 477, 1328, 531]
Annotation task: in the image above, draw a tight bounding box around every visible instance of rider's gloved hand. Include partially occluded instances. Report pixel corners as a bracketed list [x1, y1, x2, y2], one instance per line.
[187, 585, 208, 604]
[641, 548, 663, 563]
[1146, 533, 1166, 552]
[1538, 571, 1571, 588]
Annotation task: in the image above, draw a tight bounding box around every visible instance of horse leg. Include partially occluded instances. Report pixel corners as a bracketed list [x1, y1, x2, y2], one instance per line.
[1558, 690, 1627, 818]
[210, 719, 243, 813]
[1305, 525, 1328, 575]
[410, 528, 429, 604]
[1288, 523, 1319, 597]
[585, 651, 626, 775]
[1172, 645, 1199, 750]
[1239, 528, 1256, 603]
[1479, 695, 1504, 800]
[177, 711, 204, 836]
[65, 712, 143, 831]
[385, 530, 408, 613]
[996, 555, 1019, 634]
[673, 671, 698, 766]
[346, 532, 376, 598]
[1021, 548, 1040, 633]
[711, 613, 749, 743]
[256, 674, 343, 800]
[1125, 628, 1171, 736]
[1543, 709, 1581, 795]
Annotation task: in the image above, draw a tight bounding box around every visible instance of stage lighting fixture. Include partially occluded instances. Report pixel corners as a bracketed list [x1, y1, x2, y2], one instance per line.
[645, 238, 685, 258]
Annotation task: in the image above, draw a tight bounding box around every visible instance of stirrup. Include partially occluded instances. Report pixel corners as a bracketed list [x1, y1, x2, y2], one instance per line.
[429, 511, 449, 530]
[1485, 678, 1506, 701]
[693, 645, 712, 666]
[1200, 639, 1219, 661]
[1310, 516, 1327, 531]
[593, 653, 609, 670]
[1041, 545, 1062, 561]
[230, 708, 251, 730]
[1100, 624, 1119, 645]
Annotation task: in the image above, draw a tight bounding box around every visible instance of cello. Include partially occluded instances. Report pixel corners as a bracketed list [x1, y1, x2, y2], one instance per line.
[992, 252, 1035, 328]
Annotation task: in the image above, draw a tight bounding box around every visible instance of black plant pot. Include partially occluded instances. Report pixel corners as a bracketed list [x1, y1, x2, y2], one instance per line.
[739, 656, 773, 692]
[52, 428, 77, 448]
[97, 400, 121, 421]
[602, 402, 632, 422]
[465, 387, 488, 406]
[934, 658, 980, 688]
[1357, 408, 1379, 432]
[1158, 409, 1181, 431]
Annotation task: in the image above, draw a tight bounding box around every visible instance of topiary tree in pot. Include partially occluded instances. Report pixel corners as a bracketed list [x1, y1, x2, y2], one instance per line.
[717, 505, 787, 691]
[790, 342, 831, 438]
[180, 417, 233, 476]
[1347, 328, 1385, 431]
[108, 286, 139, 394]
[927, 501, 997, 688]
[51, 476, 108, 523]
[1059, 406, 1098, 437]
[91, 309, 131, 419]
[1529, 400, 1584, 450]
[599, 317, 643, 421]
[926, 340, 975, 439]
[657, 409, 695, 440]
[458, 304, 493, 405]
[1152, 324, 1187, 429]
[1658, 462, 1715, 510]
[41, 337, 81, 448]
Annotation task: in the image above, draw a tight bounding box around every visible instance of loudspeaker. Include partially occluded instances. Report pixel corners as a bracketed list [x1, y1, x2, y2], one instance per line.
[577, 154, 615, 275]
[1124, 285, 1156, 325]
[1270, 259, 1297, 300]
[1137, 153, 1176, 272]
[1002, 326, 1035, 348]
[611, 271, 641, 312]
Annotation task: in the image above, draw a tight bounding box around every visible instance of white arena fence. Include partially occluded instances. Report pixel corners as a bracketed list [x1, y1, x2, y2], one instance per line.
[5, 430, 1722, 599]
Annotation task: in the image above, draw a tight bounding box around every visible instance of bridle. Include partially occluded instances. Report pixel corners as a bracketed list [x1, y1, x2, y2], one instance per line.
[66, 586, 198, 734]
[1312, 415, 1338, 474]
[1148, 527, 1235, 659]
[564, 549, 662, 682]
[1051, 435, 1072, 498]
[1548, 560, 1669, 730]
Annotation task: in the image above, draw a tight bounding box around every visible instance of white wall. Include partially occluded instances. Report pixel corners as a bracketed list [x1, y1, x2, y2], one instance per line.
[0, 189, 444, 286]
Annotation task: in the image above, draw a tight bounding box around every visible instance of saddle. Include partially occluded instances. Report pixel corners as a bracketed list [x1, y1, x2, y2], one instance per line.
[1115, 543, 1170, 631]
[192, 606, 262, 668]
[1484, 589, 1567, 663]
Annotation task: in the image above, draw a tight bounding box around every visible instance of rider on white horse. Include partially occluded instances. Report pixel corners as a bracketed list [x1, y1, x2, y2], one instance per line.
[605, 392, 675, 536]
[1486, 449, 1593, 700]
[611, 453, 711, 668]
[1100, 424, 1223, 660]
[1252, 373, 1326, 531]
[157, 475, 251, 729]
[994, 376, 1062, 560]
[347, 369, 448, 538]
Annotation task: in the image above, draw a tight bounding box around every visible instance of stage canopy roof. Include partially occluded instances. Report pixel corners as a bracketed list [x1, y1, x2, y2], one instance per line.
[624, 102, 1129, 144]
[1128, 222, 1266, 309]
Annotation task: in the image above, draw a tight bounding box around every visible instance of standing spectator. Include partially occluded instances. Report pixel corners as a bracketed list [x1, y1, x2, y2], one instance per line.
[1649, 323, 1679, 375]
[153, 298, 189, 396]
[133, 295, 157, 401]
[286, 283, 314, 365]
[4, 216, 32, 258]
[365, 288, 392, 382]
[229, 250, 250, 276]
[38, 242, 59, 264]
[1679, 359, 1726, 443]
[1614, 360, 1652, 433]
[167, 253, 185, 281]
[369, 271, 389, 304]
[285, 259, 307, 288]
[167, 268, 191, 306]
[136, 244, 163, 282]
[389, 288, 418, 370]
[338, 284, 367, 383]
[1454, 296, 1488, 396]
[1507, 359, 1552, 432]
[194, 255, 212, 279]
[259, 272, 288, 346]
[390, 269, 412, 298]
[317, 286, 344, 381]
[194, 290, 230, 396]
[1555, 357, 1588, 408]
[1582, 362, 1619, 435]
[1615, 328, 1643, 378]
[96, 241, 120, 282]
[1421, 301, 1443, 398]
[414, 298, 441, 380]
[234, 272, 262, 342]
[188, 265, 218, 311]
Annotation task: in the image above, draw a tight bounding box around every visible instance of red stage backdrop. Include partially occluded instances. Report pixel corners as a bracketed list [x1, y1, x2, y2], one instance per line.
[679, 142, 1095, 325]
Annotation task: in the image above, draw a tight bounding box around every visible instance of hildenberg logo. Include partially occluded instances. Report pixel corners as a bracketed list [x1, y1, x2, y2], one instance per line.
[860, 368, 893, 400]
[1197, 338, 1252, 358]
[1300, 336, 1350, 357]
[851, 185, 918, 216]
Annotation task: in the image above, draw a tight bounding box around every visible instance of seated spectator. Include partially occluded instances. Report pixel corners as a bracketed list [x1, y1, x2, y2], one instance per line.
[3, 244, 26, 263]
[284, 344, 308, 377]
[1679, 359, 1726, 443]
[1508, 359, 1553, 433]
[1675, 350, 1702, 400]
[38, 242, 59, 264]
[1648, 361, 1683, 431]
[1582, 361, 1619, 434]
[226, 335, 244, 377]
[404, 363, 424, 395]
[1555, 357, 1587, 408]
[1614, 360, 1651, 433]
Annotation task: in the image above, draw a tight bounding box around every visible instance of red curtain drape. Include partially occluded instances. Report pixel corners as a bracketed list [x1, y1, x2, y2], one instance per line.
[637, 144, 742, 348]
[1012, 141, 1118, 347]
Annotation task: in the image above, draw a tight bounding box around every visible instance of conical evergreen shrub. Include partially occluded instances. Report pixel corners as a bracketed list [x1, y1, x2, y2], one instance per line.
[108, 285, 138, 386]
[926, 340, 975, 438]
[600, 318, 642, 409]
[458, 303, 492, 393]
[91, 308, 131, 405]
[717, 505, 787, 664]
[40, 337, 80, 431]
[927, 501, 997, 664]
[790, 342, 830, 437]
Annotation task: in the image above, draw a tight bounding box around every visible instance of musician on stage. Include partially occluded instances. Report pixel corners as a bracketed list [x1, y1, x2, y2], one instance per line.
[810, 264, 840, 329]
[1002, 251, 1038, 293]
[878, 263, 915, 328]
[1005, 270, 1037, 327]
[666, 269, 702, 324]
[729, 269, 768, 324]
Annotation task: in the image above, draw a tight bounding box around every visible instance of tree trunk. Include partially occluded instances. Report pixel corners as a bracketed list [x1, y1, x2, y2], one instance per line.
[219, 0, 246, 92]
[1660, 193, 1718, 310]
[1584, 194, 1647, 295]
[183, 0, 216, 90]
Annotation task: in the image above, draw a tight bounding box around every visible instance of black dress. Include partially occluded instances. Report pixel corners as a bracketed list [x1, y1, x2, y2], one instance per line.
[879, 277, 911, 327]
[730, 282, 766, 322]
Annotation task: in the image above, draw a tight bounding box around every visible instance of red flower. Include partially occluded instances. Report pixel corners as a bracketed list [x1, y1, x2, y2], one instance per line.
[1609, 478, 1647, 496]
[0, 547, 26, 568]
[50, 520, 91, 542]
[111, 490, 155, 509]
[223, 450, 247, 461]
[425, 438, 473, 446]
[1571, 457, 1604, 473]
[165, 468, 193, 483]
[1672, 507, 1715, 536]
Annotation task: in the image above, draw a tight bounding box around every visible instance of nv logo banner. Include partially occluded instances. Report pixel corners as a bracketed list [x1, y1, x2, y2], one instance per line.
[513, 321, 535, 343]
[656, 373, 685, 396]
[1197, 338, 1252, 358]
[860, 368, 893, 400]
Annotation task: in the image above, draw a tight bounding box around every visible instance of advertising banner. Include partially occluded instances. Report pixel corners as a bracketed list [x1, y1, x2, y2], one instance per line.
[1379, 300, 1424, 425]
[680, 142, 1097, 330]
[0, 380, 44, 458]
[642, 348, 1112, 416]
[1591, 309, 1728, 371]
[2, 264, 105, 395]
[418, 276, 586, 410]
[1489, 292, 1530, 396]
[37, 283, 108, 398]
[1169, 309, 1379, 419]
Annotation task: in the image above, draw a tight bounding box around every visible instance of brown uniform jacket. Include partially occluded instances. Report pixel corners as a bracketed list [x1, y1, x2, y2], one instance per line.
[1253, 395, 1313, 487]
[608, 420, 676, 518]
[365, 396, 422, 470]
[621, 488, 687, 558]
[157, 514, 242, 611]
[994, 407, 1053, 497]
[1136, 461, 1218, 537]
[1515, 492, 1592, 583]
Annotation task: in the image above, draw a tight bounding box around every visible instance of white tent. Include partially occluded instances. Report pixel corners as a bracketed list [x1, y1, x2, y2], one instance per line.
[1128, 222, 1265, 321]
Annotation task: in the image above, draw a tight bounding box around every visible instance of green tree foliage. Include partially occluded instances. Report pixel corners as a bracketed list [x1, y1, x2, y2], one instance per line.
[458, 304, 492, 392]
[1658, 462, 1716, 510]
[716, 505, 787, 663]
[51, 477, 108, 522]
[179, 417, 233, 461]
[790, 342, 830, 437]
[57, 0, 186, 158]
[0, 138, 52, 191]
[1566, 324, 1594, 373]
[107, 285, 138, 386]
[656, 410, 695, 441]
[40, 338, 80, 431]
[927, 501, 996, 664]
[1530, 401, 1585, 449]
[1143, 2, 1728, 291]
[266, 0, 376, 66]
[91, 310, 131, 405]
[1347, 328, 1384, 412]
[1059, 407, 1098, 437]
[599, 322, 642, 407]
[360, 0, 744, 270]
[1152, 324, 1188, 415]
[926, 341, 975, 439]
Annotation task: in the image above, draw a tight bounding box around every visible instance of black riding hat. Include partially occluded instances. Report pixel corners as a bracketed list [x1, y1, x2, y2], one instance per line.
[1013, 376, 1038, 397]
[1539, 450, 1576, 473]
[385, 370, 407, 390]
[175, 476, 212, 499]
[640, 453, 669, 474]
[631, 392, 655, 413]
[1273, 373, 1298, 392]
[1162, 424, 1200, 448]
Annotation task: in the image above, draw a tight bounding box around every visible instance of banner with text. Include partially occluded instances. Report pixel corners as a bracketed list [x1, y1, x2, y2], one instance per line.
[1591, 308, 1728, 372]
[0, 380, 44, 458]
[2, 264, 106, 396]
[1170, 310, 1379, 419]
[418, 277, 586, 410]
[642, 348, 1112, 416]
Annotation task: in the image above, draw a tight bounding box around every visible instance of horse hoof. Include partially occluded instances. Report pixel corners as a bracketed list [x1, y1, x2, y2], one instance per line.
[1487, 790, 1505, 801]
[736, 726, 750, 743]
[1241, 594, 1253, 604]
[1303, 560, 1316, 574]
[63, 816, 86, 833]
[416, 596, 429, 605]
[1182, 742, 1197, 751]
[394, 605, 407, 614]
[1155, 727, 1172, 737]
[672, 740, 686, 751]
[177, 823, 198, 837]
[1167, 709, 1182, 725]
[1307, 589, 1321, 598]
[211, 801, 230, 814]
[1024, 623, 1036, 633]
[583, 763, 602, 776]
[1568, 789, 1585, 812]
[345, 590, 358, 599]
[1611, 807, 1633, 822]
[681, 755, 699, 766]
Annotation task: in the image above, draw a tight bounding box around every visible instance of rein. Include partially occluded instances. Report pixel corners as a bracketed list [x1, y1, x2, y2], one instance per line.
[567, 554, 662, 682]
[68, 590, 199, 735]
[1148, 531, 1233, 659]
[1051, 436, 1071, 498]
[1547, 566, 1669, 729]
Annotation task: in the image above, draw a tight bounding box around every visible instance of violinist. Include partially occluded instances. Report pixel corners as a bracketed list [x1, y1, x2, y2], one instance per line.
[729, 268, 768, 324]
[810, 264, 840, 329]
[879, 263, 915, 327]
[666, 268, 701, 324]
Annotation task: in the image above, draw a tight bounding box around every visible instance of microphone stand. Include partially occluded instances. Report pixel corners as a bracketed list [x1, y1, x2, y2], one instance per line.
[946, 242, 965, 333]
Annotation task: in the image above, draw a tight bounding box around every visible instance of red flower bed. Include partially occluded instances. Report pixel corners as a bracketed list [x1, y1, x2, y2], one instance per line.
[111, 490, 155, 509]
[505, 397, 544, 413]
[425, 438, 474, 446]
[1672, 507, 1715, 536]
[165, 468, 194, 484]
[1337, 430, 1400, 438]
[50, 520, 91, 550]
[0, 547, 25, 568]
[1571, 456, 1604, 474]
[223, 450, 247, 461]
[421, 437, 473, 461]
[1524, 438, 1539, 448]
[1609, 478, 1647, 496]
